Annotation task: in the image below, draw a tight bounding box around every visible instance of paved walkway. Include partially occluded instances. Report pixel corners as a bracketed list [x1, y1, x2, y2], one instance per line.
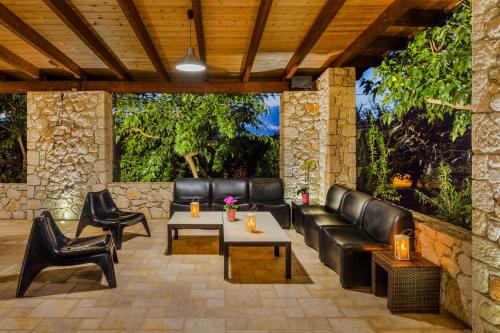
[0, 219, 470, 332]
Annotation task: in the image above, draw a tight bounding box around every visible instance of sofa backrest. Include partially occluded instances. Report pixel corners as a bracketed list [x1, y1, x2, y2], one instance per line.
[173, 178, 211, 204]
[211, 178, 249, 210]
[339, 191, 373, 225]
[248, 178, 284, 204]
[325, 184, 350, 212]
[362, 199, 414, 246]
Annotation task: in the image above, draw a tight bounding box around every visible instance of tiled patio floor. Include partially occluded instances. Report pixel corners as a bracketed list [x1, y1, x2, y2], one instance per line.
[0, 219, 470, 333]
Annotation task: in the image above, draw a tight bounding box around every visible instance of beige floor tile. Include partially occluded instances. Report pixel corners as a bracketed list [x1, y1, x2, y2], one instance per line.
[141, 318, 184, 330]
[0, 317, 42, 330]
[328, 318, 375, 333]
[184, 318, 225, 333]
[299, 298, 342, 317]
[77, 318, 103, 329]
[28, 299, 79, 318]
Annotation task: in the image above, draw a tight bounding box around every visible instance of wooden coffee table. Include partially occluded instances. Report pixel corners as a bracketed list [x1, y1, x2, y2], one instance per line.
[223, 212, 291, 280]
[167, 212, 223, 255]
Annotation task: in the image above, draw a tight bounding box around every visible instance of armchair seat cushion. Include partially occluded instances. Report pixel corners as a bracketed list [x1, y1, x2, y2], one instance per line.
[61, 234, 114, 257]
[116, 212, 146, 226]
[298, 205, 332, 215]
[322, 228, 388, 251]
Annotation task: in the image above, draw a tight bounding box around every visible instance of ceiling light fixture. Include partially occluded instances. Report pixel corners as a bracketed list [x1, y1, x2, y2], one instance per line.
[176, 9, 206, 72]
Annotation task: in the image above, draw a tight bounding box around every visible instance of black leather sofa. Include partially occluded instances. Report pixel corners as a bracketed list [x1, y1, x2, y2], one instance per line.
[320, 199, 413, 288]
[294, 184, 414, 289]
[170, 178, 291, 228]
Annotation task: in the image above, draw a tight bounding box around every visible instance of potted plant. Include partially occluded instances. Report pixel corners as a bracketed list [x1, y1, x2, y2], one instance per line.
[298, 159, 316, 204]
[296, 186, 310, 205]
[224, 196, 238, 222]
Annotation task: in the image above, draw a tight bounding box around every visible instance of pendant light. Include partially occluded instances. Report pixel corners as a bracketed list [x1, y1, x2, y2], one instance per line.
[176, 9, 206, 72]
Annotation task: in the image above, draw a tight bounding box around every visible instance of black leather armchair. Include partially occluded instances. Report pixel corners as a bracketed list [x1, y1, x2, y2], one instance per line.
[16, 211, 118, 297]
[249, 178, 290, 229]
[303, 190, 372, 251]
[170, 178, 211, 217]
[294, 184, 351, 235]
[76, 189, 150, 249]
[320, 199, 414, 288]
[211, 178, 250, 211]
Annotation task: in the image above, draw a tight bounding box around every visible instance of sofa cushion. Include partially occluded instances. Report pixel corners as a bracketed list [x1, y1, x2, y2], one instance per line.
[362, 199, 414, 246]
[249, 178, 284, 205]
[322, 227, 388, 251]
[299, 205, 331, 215]
[339, 191, 372, 224]
[309, 213, 356, 228]
[325, 185, 350, 212]
[211, 178, 249, 211]
[173, 178, 211, 204]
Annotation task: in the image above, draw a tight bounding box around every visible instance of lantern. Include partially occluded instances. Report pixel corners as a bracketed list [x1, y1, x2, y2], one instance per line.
[245, 205, 257, 233]
[394, 229, 412, 260]
[190, 196, 200, 217]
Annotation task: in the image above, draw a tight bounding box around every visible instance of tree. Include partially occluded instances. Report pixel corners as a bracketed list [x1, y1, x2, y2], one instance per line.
[113, 93, 269, 179]
[0, 94, 27, 182]
[362, 0, 471, 140]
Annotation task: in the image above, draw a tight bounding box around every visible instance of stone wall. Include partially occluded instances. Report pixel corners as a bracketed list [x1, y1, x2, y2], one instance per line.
[317, 68, 357, 200]
[471, 0, 500, 331]
[280, 68, 356, 204]
[26, 91, 113, 220]
[107, 182, 173, 219]
[279, 91, 321, 202]
[0, 183, 27, 220]
[414, 212, 472, 326]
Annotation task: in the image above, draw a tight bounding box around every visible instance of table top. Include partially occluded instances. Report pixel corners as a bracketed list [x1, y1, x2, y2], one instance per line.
[168, 211, 223, 226]
[223, 212, 290, 244]
[372, 251, 439, 269]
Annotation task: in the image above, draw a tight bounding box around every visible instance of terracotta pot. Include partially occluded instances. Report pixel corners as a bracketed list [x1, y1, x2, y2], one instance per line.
[301, 193, 309, 205]
[226, 209, 237, 222]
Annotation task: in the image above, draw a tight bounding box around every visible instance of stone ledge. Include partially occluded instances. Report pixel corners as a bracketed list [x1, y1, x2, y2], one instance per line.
[413, 211, 472, 243]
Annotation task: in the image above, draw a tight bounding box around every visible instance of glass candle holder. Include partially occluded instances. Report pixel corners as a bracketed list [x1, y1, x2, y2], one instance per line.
[394, 229, 412, 260]
[190, 197, 200, 217]
[246, 214, 257, 233]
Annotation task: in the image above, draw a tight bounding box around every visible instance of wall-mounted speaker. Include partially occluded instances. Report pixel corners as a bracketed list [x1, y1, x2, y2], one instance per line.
[290, 76, 313, 90]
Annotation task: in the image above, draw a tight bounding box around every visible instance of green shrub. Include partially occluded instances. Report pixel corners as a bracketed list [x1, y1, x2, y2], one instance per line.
[415, 162, 471, 229]
[365, 119, 401, 202]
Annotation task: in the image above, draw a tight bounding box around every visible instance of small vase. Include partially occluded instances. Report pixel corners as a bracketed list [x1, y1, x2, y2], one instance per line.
[226, 209, 237, 222]
[302, 193, 309, 205]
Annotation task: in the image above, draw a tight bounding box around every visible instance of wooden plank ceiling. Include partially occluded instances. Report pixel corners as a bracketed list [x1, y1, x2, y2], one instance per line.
[0, 0, 460, 92]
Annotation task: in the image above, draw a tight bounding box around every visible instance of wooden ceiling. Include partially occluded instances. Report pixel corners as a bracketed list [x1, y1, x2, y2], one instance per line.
[0, 0, 460, 93]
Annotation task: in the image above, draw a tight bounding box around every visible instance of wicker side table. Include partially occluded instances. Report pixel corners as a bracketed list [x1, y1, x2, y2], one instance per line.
[371, 250, 440, 314]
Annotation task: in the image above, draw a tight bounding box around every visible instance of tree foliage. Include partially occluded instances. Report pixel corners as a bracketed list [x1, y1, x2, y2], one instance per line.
[362, 0, 471, 140]
[0, 94, 27, 182]
[114, 93, 276, 181]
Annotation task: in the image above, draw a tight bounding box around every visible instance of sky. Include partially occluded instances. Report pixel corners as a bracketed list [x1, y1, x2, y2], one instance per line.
[247, 70, 375, 136]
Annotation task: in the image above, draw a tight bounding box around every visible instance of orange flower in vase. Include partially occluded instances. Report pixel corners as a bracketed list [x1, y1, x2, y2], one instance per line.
[224, 196, 238, 222]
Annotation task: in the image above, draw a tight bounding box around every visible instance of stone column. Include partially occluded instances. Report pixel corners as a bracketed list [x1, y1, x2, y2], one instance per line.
[316, 68, 357, 201]
[27, 91, 113, 220]
[471, 0, 500, 331]
[279, 91, 320, 202]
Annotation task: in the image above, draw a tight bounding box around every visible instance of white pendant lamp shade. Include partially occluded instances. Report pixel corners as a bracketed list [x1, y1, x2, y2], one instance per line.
[176, 46, 206, 72]
[176, 9, 206, 72]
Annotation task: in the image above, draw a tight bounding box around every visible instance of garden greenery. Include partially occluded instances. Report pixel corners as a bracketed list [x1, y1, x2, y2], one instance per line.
[363, 0, 471, 140]
[415, 162, 472, 229]
[113, 93, 277, 181]
[365, 118, 400, 202]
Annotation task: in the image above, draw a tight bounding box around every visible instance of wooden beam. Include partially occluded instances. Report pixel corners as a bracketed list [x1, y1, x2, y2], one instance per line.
[43, 0, 128, 80]
[0, 45, 41, 79]
[191, 0, 206, 63]
[363, 36, 408, 56]
[282, 0, 346, 80]
[319, 0, 417, 72]
[0, 80, 290, 94]
[117, 0, 169, 81]
[0, 3, 83, 79]
[241, 0, 273, 82]
[395, 9, 445, 27]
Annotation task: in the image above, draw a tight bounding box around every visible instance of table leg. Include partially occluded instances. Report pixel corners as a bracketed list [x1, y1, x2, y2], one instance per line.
[219, 226, 224, 256]
[224, 244, 229, 280]
[285, 242, 291, 279]
[274, 246, 280, 257]
[167, 225, 173, 255]
[174, 229, 179, 240]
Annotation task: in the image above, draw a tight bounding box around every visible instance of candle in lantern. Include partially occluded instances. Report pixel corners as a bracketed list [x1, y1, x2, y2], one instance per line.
[190, 197, 200, 217]
[394, 229, 412, 260]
